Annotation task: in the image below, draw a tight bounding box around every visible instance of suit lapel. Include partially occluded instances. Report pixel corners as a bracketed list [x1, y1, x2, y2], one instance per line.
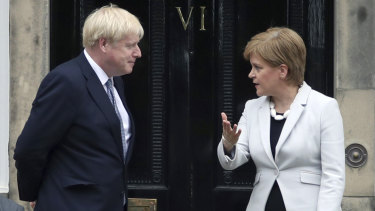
[258, 97, 276, 165]
[275, 82, 311, 158]
[77, 52, 125, 162]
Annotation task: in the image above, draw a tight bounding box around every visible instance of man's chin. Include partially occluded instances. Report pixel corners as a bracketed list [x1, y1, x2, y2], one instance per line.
[118, 69, 133, 76]
[125, 69, 134, 75]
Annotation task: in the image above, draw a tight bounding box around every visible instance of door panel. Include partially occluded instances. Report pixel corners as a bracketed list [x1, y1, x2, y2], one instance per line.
[50, 0, 333, 210]
[213, 1, 286, 209]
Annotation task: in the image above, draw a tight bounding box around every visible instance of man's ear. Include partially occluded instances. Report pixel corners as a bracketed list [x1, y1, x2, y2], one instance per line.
[279, 64, 289, 79]
[98, 38, 108, 52]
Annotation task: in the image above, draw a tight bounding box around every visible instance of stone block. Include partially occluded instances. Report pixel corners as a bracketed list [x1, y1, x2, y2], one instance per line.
[336, 89, 375, 196]
[335, 0, 375, 89]
[342, 196, 375, 211]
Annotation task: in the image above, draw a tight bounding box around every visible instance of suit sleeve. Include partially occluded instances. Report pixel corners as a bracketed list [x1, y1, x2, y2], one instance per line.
[13, 70, 77, 201]
[317, 99, 345, 211]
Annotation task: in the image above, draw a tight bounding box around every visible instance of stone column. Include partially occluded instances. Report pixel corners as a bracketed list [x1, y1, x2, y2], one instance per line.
[0, 0, 9, 196]
[335, 0, 375, 210]
[9, 0, 49, 210]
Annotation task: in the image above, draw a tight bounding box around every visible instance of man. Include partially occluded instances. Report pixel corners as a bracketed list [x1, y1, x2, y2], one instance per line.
[13, 4, 143, 211]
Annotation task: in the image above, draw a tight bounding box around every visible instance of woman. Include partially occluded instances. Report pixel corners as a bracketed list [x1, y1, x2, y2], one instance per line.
[217, 27, 345, 211]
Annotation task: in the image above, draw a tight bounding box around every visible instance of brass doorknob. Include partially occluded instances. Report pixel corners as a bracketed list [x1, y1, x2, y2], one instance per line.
[352, 151, 360, 159]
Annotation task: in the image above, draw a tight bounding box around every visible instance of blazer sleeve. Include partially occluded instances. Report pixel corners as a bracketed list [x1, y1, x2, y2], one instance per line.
[317, 99, 345, 211]
[217, 101, 252, 170]
[13, 70, 77, 201]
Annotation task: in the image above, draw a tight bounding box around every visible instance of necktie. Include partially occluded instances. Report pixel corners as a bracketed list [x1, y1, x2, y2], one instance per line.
[105, 79, 128, 162]
[105, 79, 128, 205]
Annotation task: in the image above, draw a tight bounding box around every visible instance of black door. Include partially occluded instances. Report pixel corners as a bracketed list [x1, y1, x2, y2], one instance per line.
[50, 0, 333, 210]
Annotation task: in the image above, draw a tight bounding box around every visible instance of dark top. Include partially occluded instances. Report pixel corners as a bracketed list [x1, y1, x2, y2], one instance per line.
[265, 115, 286, 211]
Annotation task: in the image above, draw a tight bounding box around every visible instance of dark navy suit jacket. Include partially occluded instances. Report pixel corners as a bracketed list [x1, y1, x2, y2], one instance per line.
[14, 52, 135, 211]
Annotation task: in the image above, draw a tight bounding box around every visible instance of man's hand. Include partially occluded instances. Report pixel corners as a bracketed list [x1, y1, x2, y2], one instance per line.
[30, 201, 36, 209]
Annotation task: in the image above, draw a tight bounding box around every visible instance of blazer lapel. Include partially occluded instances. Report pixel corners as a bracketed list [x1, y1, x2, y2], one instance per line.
[77, 52, 125, 162]
[258, 97, 276, 165]
[275, 82, 311, 158]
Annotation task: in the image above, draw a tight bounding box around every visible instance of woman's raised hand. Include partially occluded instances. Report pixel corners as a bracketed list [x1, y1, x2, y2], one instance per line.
[221, 112, 241, 151]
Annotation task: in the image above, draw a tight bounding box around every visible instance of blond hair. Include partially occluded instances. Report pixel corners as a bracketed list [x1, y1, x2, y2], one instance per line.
[243, 27, 306, 86]
[82, 4, 144, 48]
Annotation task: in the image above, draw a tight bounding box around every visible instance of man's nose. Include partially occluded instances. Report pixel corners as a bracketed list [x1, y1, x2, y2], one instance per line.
[134, 45, 142, 58]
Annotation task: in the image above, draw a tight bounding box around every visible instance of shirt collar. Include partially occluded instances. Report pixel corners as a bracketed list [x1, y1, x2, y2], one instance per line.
[84, 49, 112, 86]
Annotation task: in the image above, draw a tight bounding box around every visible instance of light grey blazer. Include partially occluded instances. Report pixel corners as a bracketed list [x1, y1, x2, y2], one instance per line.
[217, 82, 345, 211]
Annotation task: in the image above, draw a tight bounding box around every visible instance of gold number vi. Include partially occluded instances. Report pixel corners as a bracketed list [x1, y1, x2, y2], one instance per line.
[176, 6, 206, 31]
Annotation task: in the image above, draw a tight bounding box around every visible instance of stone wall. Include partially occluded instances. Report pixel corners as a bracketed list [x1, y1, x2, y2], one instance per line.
[9, 0, 49, 210]
[335, 0, 375, 210]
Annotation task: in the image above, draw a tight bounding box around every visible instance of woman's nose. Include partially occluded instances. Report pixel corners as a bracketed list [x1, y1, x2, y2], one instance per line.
[248, 69, 254, 78]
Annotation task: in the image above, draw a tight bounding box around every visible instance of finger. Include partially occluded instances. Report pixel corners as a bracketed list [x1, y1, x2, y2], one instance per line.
[226, 121, 235, 133]
[223, 120, 231, 134]
[234, 129, 242, 139]
[221, 112, 227, 121]
[222, 113, 234, 132]
[233, 124, 238, 132]
[222, 119, 229, 127]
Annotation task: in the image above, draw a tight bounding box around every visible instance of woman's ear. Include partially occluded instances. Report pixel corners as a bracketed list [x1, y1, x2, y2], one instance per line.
[279, 64, 289, 79]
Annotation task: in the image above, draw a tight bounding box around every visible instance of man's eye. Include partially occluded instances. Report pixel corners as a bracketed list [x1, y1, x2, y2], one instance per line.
[127, 44, 139, 50]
